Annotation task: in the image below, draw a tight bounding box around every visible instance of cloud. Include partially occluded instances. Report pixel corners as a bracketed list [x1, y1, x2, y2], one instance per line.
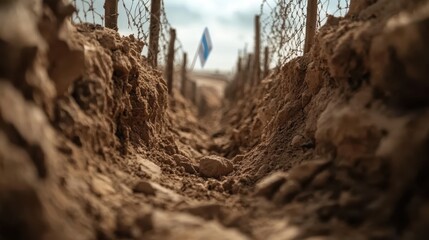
[217, 10, 256, 30]
[73, 0, 262, 71]
[164, 3, 203, 26]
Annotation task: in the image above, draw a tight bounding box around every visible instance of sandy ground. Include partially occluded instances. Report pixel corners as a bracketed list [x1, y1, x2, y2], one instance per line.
[1, 0, 429, 240]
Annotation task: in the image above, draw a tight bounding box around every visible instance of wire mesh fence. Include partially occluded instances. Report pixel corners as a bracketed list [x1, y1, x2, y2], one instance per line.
[260, 0, 350, 67]
[71, 0, 184, 67]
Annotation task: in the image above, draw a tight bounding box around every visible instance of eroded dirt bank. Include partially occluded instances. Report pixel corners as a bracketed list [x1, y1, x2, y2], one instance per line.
[1, 0, 429, 239]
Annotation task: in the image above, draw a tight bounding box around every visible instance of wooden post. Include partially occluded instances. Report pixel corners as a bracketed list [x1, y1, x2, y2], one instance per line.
[191, 81, 197, 104]
[263, 46, 269, 78]
[181, 52, 187, 96]
[245, 53, 253, 89]
[166, 28, 176, 95]
[236, 56, 242, 81]
[104, 0, 118, 30]
[148, 0, 161, 67]
[304, 0, 318, 53]
[234, 56, 242, 99]
[253, 15, 261, 84]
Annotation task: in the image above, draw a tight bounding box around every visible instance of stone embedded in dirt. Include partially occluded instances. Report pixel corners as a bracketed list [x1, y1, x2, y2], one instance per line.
[91, 174, 115, 196]
[272, 180, 302, 205]
[311, 170, 332, 188]
[199, 155, 233, 178]
[288, 159, 331, 185]
[256, 164, 270, 176]
[290, 135, 305, 147]
[222, 178, 236, 193]
[232, 154, 245, 163]
[339, 191, 365, 208]
[181, 162, 199, 174]
[135, 212, 154, 232]
[136, 156, 162, 180]
[173, 154, 199, 174]
[180, 203, 224, 220]
[146, 182, 183, 203]
[315, 105, 383, 161]
[133, 181, 156, 195]
[254, 171, 288, 199]
[141, 210, 249, 240]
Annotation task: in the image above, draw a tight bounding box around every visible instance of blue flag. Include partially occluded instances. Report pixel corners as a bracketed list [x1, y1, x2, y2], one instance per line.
[198, 27, 213, 67]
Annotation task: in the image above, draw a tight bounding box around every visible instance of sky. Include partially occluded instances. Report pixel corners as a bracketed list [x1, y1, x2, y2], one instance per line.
[162, 0, 261, 72]
[74, 0, 261, 72]
[74, 0, 349, 72]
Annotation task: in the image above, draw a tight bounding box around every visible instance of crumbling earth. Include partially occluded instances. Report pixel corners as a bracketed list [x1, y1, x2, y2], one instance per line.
[1, 0, 429, 239]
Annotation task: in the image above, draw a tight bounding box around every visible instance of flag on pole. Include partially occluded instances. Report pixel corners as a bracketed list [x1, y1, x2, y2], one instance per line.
[198, 27, 213, 67]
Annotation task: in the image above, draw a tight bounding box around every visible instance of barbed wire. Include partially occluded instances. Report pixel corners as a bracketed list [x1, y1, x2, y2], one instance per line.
[72, 0, 104, 24]
[158, 0, 185, 67]
[71, 0, 184, 67]
[260, 0, 350, 68]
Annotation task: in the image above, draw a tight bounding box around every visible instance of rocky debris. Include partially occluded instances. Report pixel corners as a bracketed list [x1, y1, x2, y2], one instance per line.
[310, 170, 332, 188]
[288, 159, 331, 185]
[133, 181, 156, 195]
[173, 154, 199, 174]
[91, 174, 116, 196]
[254, 171, 288, 198]
[290, 135, 305, 147]
[199, 155, 234, 178]
[180, 202, 225, 220]
[370, 4, 429, 107]
[136, 156, 162, 180]
[272, 180, 302, 205]
[140, 210, 249, 240]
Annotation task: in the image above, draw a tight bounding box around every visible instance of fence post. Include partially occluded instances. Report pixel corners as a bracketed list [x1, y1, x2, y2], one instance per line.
[191, 81, 197, 104]
[181, 52, 187, 96]
[304, 0, 318, 53]
[166, 28, 176, 95]
[263, 46, 269, 78]
[148, 0, 161, 67]
[104, 0, 118, 30]
[245, 53, 253, 90]
[234, 56, 242, 99]
[254, 15, 261, 84]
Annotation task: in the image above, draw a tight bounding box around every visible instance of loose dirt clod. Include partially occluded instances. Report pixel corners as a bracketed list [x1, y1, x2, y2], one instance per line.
[199, 155, 234, 178]
[288, 159, 331, 185]
[254, 171, 288, 198]
[133, 181, 156, 195]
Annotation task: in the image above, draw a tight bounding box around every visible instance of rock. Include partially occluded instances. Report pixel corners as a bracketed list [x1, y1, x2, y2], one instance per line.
[311, 170, 332, 188]
[272, 180, 302, 205]
[370, 6, 429, 107]
[140, 210, 249, 240]
[232, 154, 245, 163]
[199, 155, 233, 178]
[180, 203, 224, 220]
[151, 182, 183, 203]
[256, 164, 270, 177]
[136, 156, 162, 180]
[173, 154, 198, 174]
[339, 191, 364, 208]
[288, 159, 331, 185]
[133, 181, 156, 196]
[91, 174, 115, 196]
[291, 135, 305, 147]
[222, 178, 235, 192]
[315, 105, 383, 161]
[254, 171, 288, 199]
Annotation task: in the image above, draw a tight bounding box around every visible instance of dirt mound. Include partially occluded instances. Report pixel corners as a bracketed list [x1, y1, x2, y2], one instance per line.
[221, 0, 429, 238]
[0, 0, 223, 239]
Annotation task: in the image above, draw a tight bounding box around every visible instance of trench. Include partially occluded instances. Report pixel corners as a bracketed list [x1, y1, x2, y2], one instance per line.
[2, 0, 429, 240]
